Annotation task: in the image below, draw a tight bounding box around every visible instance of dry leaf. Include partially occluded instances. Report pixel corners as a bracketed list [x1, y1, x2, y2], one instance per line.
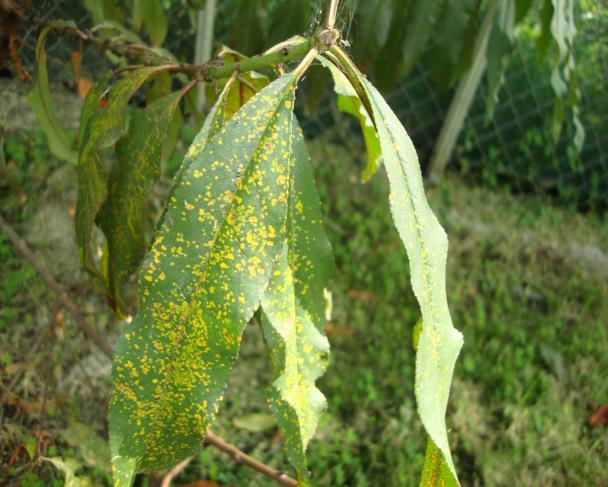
[325, 322, 355, 337]
[347, 288, 377, 302]
[589, 404, 608, 427]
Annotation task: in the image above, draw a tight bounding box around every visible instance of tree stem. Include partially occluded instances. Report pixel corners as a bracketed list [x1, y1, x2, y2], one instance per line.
[41, 20, 311, 81]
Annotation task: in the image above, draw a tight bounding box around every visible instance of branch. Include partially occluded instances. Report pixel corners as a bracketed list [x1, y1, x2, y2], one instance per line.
[40, 20, 312, 81]
[0, 214, 113, 357]
[204, 432, 297, 487]
[160, 456, 193, 487]
[0, 214, 296, 486]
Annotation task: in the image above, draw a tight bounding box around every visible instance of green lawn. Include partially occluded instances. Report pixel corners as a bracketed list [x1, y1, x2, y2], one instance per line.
[1, 131, 607, 486]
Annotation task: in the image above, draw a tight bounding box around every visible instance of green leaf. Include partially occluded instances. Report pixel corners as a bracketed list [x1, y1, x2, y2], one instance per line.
[318, 56, 381, 181]
[266, 0, 313, 46]
[260, 118, 332, 484]
[485, 0, 516, 119]
[373, 0, 409, 92]
[360, 78, 463, 483]
[413, 320, 458, 487]
[109, 72, 302, 482]
[142, 0, 168, 47]
[353, 0, 393, 64]
[233, 413, 276, 432]
[60, 422, 111, 472]
[75, 67, 165, 284]
[401, 0, 443, 76]
[77, 75, 108, 151]
[428, 0, 476, 89]
[44, 457, 92, 487]
[27, 27, 77, 164]
[232, 0, 265, 56]
[546, 0, 584, 149]
[83, 0, 123, 24]
[96, 85, 190, 312]
[420, 437, 459, 487]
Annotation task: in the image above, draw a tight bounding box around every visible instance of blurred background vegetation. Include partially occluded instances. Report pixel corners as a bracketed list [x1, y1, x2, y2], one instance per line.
[1, 0, 607, 485]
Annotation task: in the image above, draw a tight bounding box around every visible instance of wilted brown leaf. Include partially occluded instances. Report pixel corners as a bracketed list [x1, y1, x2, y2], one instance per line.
[347, 288, 377, 302]
[325, 322, 355, 337]
[589, 404, 608, 427]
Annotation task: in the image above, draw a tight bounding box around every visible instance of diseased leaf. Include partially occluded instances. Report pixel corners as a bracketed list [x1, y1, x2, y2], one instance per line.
[109, 72, 303, 482]
[27, 27, 77, 164]
[318, 56, 381, 181]
[413, 321, 458, 487]
[75, 67, 165, 284]
[96, 85, 190, 312]
[260, 118, 332, 484]
[77, 75, 108, 150]
[420, 437, 459, 487]
[361, 78, 463, 483]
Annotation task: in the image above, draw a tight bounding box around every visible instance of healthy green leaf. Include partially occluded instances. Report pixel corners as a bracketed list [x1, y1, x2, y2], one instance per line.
[373, 0, 409, 92]
[318, 56, 381, 181]
[361, 78, 463, 483]
[353, 0, 393, 64]
[142, 0, 168, 47]
[233, 413, 276, 432]
[547, 0, 584, 149]
[83, 0, 123, 24]
[96, 85, 190, 312]
[485, 0, 515, 118]
[232, 0, 265, 56]
[44, 457, 92, 487]
[266, 0, 313, 46]
[27, 27, 77, 164]
[260, 118, 332, 484]
[428, 0, 477, 89]
[75, 67, 165, 283]
[401, 0, 443, 76]
[109, 72, 303, 482]
[60, 422, 111, 472]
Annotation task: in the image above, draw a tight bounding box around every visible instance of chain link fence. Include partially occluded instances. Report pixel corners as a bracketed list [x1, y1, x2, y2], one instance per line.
[14, 0, 608, 212]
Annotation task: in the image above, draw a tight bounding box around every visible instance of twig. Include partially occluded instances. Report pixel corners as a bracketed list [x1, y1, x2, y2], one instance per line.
[35, 382, 49, 460]
[204, 432, 297, 487]
[0, 214, 297, 486]
[0, 214, 113, 358]
[325, 0, 340, 30]
[1, 314, 50, 400]
[160, 456, 193, 487]
[37, 19, 312, 82]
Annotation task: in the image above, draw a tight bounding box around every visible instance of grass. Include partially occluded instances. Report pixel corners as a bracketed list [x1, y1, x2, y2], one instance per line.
[1, 130, 607, 486]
